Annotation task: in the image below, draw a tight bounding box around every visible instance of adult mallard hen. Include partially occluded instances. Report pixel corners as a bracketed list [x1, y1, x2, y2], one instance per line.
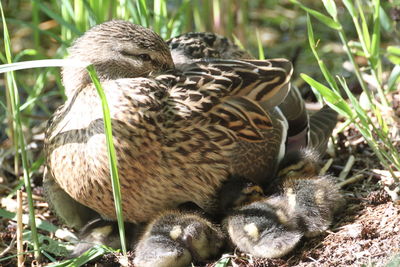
[43, 20, 293, 228]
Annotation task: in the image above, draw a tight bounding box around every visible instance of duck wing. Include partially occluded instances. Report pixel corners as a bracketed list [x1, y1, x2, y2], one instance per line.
[155, 59, 292, 143]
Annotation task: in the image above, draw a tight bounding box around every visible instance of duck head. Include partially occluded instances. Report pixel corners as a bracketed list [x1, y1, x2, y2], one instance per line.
[62, 20, 174, 98]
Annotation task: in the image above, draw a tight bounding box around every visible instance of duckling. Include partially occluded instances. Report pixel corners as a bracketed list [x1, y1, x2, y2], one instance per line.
[44, 20, 293, 229]
[133, 211, 224, 267]
[69, 218, 141, 257]
[277, 147, 321, 181]
[218, 176, 264, 210]
[226, 196, 303, 258]
[281, 174, 343, 237]
[219, 174, 303, 258]
[224, 148, 343, 258]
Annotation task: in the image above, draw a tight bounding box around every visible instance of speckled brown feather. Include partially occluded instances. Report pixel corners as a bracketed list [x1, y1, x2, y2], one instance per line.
[167, 32, 252, 66]
[168, 32, 338, 159]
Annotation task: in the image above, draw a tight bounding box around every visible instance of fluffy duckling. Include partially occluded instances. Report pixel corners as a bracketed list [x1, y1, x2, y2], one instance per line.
[224, 148, 343, 258]
[281, 174, 343, 237]
[226, 197, 303, 258]
[218, 175, 265, 215]
[133, 211, 224, 267]
[69, 218, 141, 257]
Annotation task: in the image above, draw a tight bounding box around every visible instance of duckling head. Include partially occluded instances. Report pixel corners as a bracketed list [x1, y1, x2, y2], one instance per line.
[62, 20, 174, 98]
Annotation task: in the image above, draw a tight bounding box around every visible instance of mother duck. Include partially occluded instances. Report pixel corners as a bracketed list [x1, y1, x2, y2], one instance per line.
[44, 20, 294, 228]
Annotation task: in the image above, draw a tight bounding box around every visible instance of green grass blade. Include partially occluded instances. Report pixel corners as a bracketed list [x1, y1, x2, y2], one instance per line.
[306, 14, 339, 92]
[336, 76, 370, 130]
[41, 250, 57, 262]
[6, 18, 67, 46]
[322, 0, 337, 19]
[231, 34, 246, 50]
[215, 257, 231, 267]
[290, 0, 342, 30]
[137, 0, 150, 27]
[343, 1, 371, 58]
[306, 13, 316, 48]
[300, 73, 353, 118]
[0, 2, 41, 260]
[13, 49, 37, 62]
[193, 1, 205, 32]
[33, 0, 82, 36]
[86, 65, 127, 256]
[388, 64, 400, 91]
[342, 0, 357, 17]
[116, 0, 128, 20]
[338, 75, 400, 171]
[379, 6, 393, 32]
[256, 29, 265, 60]
[356, 0, 371, 53]
[370, 0, 381, 65]
[59, 0, 75, 20]
[0, 208, 58, 233]
[387, 46, 400, 65]
[81, 0, 100, 26]
[47, 245, 114, 267]
[31, 0, 40, 48]
[0, 59, 88, 73]
[60, 0, 73, 41]
[369, 0, 389, 103]
[74, 0, 88, 32]
[0, 250, 36, 264]
[387, 46, 400, 56]
[153, 0, 163, 34]
[165, 0, 191, 38]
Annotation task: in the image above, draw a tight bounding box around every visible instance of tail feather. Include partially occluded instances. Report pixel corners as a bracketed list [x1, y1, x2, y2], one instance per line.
[308, 105, 338, 154]
[279, 87, 309, 155]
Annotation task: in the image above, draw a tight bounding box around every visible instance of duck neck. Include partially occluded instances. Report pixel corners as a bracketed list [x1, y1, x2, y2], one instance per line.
[62, 65, 93, 100]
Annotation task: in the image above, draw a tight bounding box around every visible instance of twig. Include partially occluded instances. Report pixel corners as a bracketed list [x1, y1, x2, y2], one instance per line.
[320, 158, 333, 176]
[17, 190, 24, 267]
[0, 185, 45, 201]
[331, 166, 394, 180]
[337, 173, 365, 188]
[0, 235, 16, 258]
[371, 169, 400, 181]
[339, 155, 355, 180]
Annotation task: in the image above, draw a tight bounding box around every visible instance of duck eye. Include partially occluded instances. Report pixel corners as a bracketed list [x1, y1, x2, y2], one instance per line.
[120, 50, 136, 57]
[137, 54, 151, 61]
[120, 51, 152, 61]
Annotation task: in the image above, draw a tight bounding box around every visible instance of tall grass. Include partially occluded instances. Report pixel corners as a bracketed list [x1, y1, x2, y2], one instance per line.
[86, 65, 127, 256]
[291, 0, 400, 182]
[0, 1, 41, 261]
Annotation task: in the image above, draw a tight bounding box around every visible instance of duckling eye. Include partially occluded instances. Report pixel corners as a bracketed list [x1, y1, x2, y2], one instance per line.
[137, 54, 151, 61]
